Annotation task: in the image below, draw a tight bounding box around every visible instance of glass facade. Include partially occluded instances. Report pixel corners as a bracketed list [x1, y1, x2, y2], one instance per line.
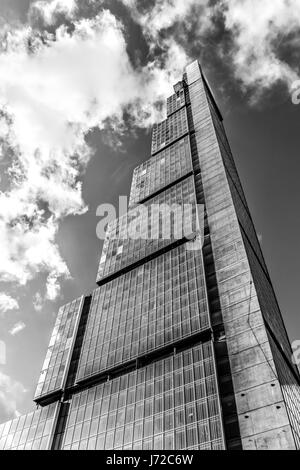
[60, 343, 224, 450]
[78, 244, 210, 382]
[97, 176, 198, 283]
[129, 136, 192, 207]
[167, 88, 186, 117]
[1, 59, 300, 451]
[151, 107, 188, 155]
[0, 403, 58, 450]
[34, 297, 84, 400]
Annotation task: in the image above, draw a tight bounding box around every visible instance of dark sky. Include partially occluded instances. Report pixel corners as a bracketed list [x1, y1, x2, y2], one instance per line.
[0, 0, 299, 421]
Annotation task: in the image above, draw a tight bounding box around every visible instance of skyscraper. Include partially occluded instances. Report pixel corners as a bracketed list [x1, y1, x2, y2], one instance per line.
[1, 60, 300, 450]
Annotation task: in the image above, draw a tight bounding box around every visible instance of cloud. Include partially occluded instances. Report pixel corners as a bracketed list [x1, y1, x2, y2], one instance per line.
[0, 293, 19, 315]
[122, 0, 212, 41]
[123, 0, 300, 101]
[29, 0, 78, 25]
[0, 371, 27, 422]
[122, 0, 213, 58]
[221, 0, 300, 99]
[9, 321, 26, 336]
[0, 7, 190, 304]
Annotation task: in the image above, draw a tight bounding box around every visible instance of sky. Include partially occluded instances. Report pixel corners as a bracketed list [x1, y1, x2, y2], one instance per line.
[0, 0, 299, 422]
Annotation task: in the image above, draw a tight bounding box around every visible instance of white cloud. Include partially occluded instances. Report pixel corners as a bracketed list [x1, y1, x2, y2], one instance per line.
[123, 0, 300, 100]
[0, 293, 19, 315]
[122, 0, 212, 53]
[29, 0, 78, 25]
[9, 321, 26, 336]
[0, 371, 27, 421]
[221, 0, 300, 99]
[0, 209, 71, 292]
[0, 8, 190, 304]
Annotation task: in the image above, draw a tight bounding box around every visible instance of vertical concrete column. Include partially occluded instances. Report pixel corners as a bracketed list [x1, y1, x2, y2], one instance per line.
[186, 60, 296, 449]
